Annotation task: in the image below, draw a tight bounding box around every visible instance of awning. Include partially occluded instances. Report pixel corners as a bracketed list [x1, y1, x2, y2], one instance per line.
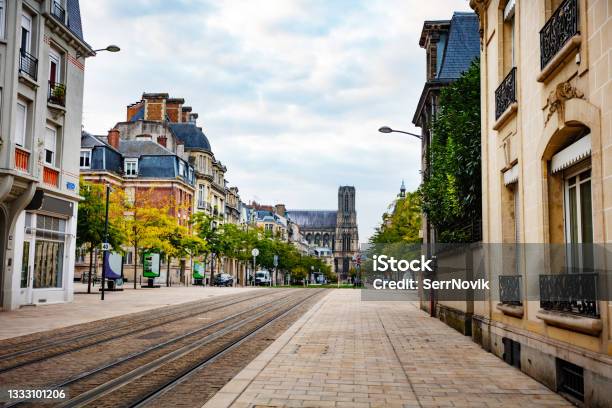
[504, 0, 515, 21]
[503, 163, 519, 186]
[551, 134, 591, 174]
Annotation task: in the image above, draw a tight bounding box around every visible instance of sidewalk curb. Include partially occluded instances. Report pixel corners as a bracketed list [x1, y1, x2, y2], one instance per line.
[201, 290, 332, 408]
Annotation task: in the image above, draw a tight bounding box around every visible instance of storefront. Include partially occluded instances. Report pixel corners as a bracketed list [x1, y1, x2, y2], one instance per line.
[8, 193, 76, 309]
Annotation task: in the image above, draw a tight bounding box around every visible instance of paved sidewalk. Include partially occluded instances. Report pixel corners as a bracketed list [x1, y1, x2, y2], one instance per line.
[0, 284, 259, 340]
[205, 290, 571, 408]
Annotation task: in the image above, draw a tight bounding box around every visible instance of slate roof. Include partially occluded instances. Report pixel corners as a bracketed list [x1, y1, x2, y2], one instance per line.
[287, 210, 337, 229]
[169, 123, 212, 151]
[81, 131, 107, 148]
[118, 140, 175, 158]
[437, 12, 480, 80]
[66, 0, 85, 41]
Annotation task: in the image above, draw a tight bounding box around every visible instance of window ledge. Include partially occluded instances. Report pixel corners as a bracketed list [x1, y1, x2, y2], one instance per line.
[537, 35, 581, 83]
[493, 102, 518, 131]
[496, 303, 524, 318]
[48, 102, 67, 113]
[18, 73, 39, 90]
[536, 309, 602, 336]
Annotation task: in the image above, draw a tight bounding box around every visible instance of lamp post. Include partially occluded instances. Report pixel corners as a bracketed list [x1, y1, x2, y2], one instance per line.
[77, 44, 121, 59]
[378, 126, 422, 139]
[101, 184, 111, 300]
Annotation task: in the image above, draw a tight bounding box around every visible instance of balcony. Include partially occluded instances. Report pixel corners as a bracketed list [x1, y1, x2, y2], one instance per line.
[43, 166, 60, 188]
[19, 50, 38, 81]
[51, 1, 67, 23]
[494, 67, 517, 122]
[497, 275, 523, 318]
[15, 147, 30, 172]
[48, 81, 66, 107]
[539, 273, 598, 318]
[540, 0, 579, 70]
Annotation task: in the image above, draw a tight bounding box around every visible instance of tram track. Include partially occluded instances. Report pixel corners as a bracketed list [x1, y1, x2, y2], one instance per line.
[1, 289, 325, 408]
[0, 289, 274, 373]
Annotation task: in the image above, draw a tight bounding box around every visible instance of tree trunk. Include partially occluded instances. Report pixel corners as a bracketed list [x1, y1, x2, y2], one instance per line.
[87, 246, 94, 293]
[166, 255, 171, 287]
[133, 245, 138, 289]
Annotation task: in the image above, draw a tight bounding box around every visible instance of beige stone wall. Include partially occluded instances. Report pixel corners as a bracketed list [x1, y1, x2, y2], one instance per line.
[475, 0, 611, 359]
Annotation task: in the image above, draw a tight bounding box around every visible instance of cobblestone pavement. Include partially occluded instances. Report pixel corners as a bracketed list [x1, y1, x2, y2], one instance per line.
[205, 290, 572, 408]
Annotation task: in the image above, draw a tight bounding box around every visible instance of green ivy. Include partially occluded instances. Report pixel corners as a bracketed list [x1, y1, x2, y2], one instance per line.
[419, 60, 481, 243]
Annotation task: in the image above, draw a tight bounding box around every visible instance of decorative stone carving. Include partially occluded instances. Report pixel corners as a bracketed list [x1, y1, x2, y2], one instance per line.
[545, 81, 584, 124]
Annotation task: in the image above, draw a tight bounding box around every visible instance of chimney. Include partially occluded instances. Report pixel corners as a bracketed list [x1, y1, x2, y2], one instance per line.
[107, 128, 120, 150]
[157, 135, 167, 147]
[166, 98, 185, 123]
[189, 113, 199, 124]
[275, 204, 286, 217]
[181, 106, 192, 123]
[142, 93, 169, 122]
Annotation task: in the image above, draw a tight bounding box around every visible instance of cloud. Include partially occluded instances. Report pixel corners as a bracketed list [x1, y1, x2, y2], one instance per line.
[81, 0, 472, 241]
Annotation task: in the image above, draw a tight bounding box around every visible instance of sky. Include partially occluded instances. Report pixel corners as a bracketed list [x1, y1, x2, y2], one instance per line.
[81, 0, 473, 242]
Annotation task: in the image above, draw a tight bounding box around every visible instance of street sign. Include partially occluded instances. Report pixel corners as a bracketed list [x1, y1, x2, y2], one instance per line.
[251, 248, 259, 257]
[273, 255, 278, 267]
[101, 242, 111, 251]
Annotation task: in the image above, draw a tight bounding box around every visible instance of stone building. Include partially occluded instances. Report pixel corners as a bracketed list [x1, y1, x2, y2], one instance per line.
[287, 186, 359, 279]
[0, 0, 92, 310]
[470, 0, 612, 405]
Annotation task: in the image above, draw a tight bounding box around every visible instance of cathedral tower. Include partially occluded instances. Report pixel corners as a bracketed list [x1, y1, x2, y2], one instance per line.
[334, 186, 359, 279]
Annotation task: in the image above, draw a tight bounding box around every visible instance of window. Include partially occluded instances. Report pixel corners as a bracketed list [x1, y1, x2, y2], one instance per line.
[15, 102, 27, 146]
[21, 12, 32, 54]
[80, 150, 91, 168]
[44, 126, 57, 166]
[502, 0, 516, 74]
[125, 187, 135, 204]
[125, 159, 138, 176]
[0, 0, 5, 39]
[49, 50, 61, 84]
[33, 214, 65, 289]
[178, 161, 184, 177]
[564, 167, 593, 271]
[198, 184, 205, 208]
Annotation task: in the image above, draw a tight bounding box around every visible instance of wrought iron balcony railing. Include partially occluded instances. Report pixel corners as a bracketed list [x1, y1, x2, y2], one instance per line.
[51, 1, 66, 23]
[495, 67, 516, 120]
[539, 273, 599, 318]
[540, 0, 579, 69]
[19, 49, 38, 81]
[499, 275, 522, 305]
[48, 81, 66, 107]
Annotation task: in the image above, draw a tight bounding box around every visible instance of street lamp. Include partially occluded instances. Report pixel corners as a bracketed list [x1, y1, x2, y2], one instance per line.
[378, 126, 422, 139]
[77, 44, 121, 59]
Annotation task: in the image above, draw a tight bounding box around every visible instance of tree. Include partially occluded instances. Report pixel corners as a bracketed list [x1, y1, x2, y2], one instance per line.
[112, 188, 174, 289]
[420, 60, 481, 243]
[76, 180, 123, 293]
[370, 190, 422, 244]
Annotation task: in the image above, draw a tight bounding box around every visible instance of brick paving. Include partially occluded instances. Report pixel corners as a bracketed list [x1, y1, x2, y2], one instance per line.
[205, 290, 572, 408]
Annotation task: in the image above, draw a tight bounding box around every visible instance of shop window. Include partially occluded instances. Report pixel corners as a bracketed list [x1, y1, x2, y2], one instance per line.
[33, 215, 65, 289]
[20, 241, 30, 288]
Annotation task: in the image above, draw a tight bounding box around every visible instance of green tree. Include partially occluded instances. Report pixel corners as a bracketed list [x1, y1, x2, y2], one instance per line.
[76, 180, 123, 293]
[420, 60, 481, 243]
[371, 190, 422, 244]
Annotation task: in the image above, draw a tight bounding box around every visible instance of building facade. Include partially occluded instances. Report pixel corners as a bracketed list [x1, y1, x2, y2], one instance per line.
[287, 186, 359, 279]
[0, 0, 92, 310]
[471, 0, 611, 405]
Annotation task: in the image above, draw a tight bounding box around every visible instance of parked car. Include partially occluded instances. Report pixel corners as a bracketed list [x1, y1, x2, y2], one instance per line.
[213, 273, 233, 287]
[254, 270, 271, 286]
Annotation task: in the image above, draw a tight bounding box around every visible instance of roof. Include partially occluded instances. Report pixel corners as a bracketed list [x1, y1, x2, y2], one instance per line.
[81, 131, 107, 148]
[437, 12, 479, 80]
[118, 140, 175, 158]
[66, 0, 85, 41]
[287, 210, 337, 229]
[169, 123, 212, 151]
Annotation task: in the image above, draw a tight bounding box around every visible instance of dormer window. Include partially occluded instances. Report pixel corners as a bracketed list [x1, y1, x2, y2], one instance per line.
[179, 161, 185, 177]
[80, 150, 91, 168]
[125, 158, 138, 177]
